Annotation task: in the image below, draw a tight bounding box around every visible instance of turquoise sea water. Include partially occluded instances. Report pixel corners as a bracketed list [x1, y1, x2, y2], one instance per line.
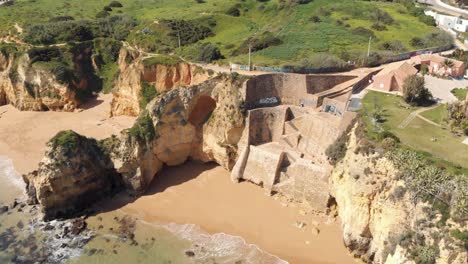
[0, 156, 286, 264]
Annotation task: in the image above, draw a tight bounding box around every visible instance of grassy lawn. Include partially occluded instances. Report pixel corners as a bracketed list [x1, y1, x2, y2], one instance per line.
[0, 0, 443, 66]
[361, 91, 468, 169]
[451, 88, 468, 101]
[420, 104, 448, 126]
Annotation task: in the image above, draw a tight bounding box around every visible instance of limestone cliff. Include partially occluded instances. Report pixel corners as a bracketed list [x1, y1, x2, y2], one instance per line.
[24, 74, 247, 216]
[109, 74, 246, 194]
[331, 128, 467, 264]
[23, 131, 121, 220]
[110, 48, 210, 117]
[0, 50, 78, 111]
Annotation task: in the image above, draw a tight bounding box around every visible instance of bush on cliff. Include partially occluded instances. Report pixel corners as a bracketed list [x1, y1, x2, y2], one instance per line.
[128, 112, 156, 142]
[140, 81, 158, 109]
[325, 121, 355, 165]
[50, 130, 81, 150]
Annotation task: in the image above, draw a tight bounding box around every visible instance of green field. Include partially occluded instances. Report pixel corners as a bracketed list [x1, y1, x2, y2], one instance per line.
[0, 0, 448, 66]
[361, 91, 468, 169]
[420, 104, 448, 126]
[451, 88, 468, 101]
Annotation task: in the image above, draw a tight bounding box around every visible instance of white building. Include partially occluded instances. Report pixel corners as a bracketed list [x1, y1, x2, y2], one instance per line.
[425, 10, 468, 33]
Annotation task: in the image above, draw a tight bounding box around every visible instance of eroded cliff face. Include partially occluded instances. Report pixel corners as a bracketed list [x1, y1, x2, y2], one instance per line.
[24, 74, 247, 215]
[23, 131, 121, 220]
[110, 48, 210, 117]
[110, 75, 246, 194]
[0, 52, 78, 111]
[331, 128, 467, 264]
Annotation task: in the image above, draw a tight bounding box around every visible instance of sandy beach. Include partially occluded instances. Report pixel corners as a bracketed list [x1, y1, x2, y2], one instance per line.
[103, 162, 355, 264]
[0, 94, 135, 174]
[0, 97, 354, 264]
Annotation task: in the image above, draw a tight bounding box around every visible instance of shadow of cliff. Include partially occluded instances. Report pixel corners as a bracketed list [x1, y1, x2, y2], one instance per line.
[91, 161, 217, 215]
[79, 96, 104, 110]
[143, 161, 217, 196]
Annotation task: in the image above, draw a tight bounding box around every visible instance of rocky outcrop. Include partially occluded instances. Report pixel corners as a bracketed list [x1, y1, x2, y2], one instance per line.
[331, 127, 467, 263]
[110, 48, 211, 117]
[109, 74, 246, 194]
[23, 131, 121, 220]
[25, 74, 247, 217]
[0, 46, 91, 111]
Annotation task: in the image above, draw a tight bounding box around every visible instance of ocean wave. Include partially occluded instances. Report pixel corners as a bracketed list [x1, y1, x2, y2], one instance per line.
[139, 220, 288, 264]
[0, 156, 25, 202]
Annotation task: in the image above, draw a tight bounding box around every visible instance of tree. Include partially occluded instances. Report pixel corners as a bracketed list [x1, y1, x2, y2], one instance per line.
[402, 75, 432, 105]
[442, 59, 455, 75]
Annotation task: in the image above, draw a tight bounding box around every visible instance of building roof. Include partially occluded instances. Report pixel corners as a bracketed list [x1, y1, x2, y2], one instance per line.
[373, 62, 418, 92]
[416, 54, 464, 68]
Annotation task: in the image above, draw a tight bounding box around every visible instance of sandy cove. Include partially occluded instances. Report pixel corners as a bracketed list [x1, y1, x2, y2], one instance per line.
[0, 94, 134, 175]
[100, 162, 355, 264]
[0, 96, 355, 264]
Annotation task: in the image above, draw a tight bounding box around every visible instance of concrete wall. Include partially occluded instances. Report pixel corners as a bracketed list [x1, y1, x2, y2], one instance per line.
[244, 74, 357, 110]
[247, 107, 288, 146]
[305, 75, 355, 94]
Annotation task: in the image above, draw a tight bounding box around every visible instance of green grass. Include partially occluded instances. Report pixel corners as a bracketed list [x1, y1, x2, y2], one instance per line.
[420, 104, 448, 126]
[142, 55, 182, 67]
[361, 91, 468, 169]
[451, 88, 468, 101]
[0, 0, 444, 66]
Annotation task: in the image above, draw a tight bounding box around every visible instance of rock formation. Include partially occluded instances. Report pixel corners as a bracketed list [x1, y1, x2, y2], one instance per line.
[0, 43, 103, 112]
[331, 127, 467, 264]
[0, 50, 78, 111]
[24, 73, 246, 216]
[23, 131, 121, 220]
[110, 48, 211, 117]
[109, 74, 246, 194]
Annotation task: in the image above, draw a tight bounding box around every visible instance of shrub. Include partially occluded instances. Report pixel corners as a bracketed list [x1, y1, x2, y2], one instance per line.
[109, 1, 123, 7]
[379, 40, 407, 52]
[410, 245, 438, 264]
[371, 23, 387, 31]
[28, 47, 62, 63]
[128, 112, 155, 142]
[370, 9, 394, 25]
[232, 31, 282, 55]
[352, 27, 375, 39]
[310, 16, 321, 23]
[195, 43, 223, 63]
[50, 130, 81, 149]
[163, 19, 214, 46]
[226, 7, 241, 17]
[140, 81, 158, 109]
[402, 75, 432, 106]
[410, 37, 425, 48]
[295, 53, 348, 71]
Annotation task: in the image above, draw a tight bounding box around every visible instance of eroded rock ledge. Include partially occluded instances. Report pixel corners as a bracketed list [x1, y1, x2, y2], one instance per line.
[110, 48, 211, 117]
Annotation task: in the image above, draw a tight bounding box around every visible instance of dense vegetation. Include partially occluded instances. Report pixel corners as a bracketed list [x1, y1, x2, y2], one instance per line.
[0, 0, 451, 67]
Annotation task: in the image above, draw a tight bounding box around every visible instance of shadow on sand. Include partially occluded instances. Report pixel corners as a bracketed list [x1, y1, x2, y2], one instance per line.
[93, 161, 217, 215]
[79, 97, 104, 110]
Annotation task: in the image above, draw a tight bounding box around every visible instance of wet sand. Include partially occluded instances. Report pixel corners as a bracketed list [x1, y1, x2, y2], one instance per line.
[113, 162, 355, 264]
[0, 94, 135, 174]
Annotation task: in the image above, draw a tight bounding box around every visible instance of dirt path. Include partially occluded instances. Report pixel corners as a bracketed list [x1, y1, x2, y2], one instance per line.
[398, 105, 440, 129]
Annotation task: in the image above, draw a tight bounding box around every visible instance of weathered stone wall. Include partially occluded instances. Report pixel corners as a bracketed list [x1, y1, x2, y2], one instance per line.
[305, 75, 355, 94]
[244, 73, 357, 109]
[247, 107, 288, 146]
[241, 145, 285, 193]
